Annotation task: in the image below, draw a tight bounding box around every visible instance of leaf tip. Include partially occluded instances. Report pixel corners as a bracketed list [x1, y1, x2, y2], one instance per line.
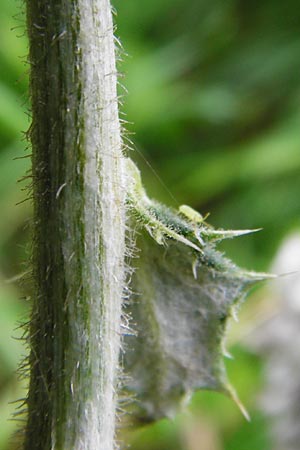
[226, 384, 251, 422]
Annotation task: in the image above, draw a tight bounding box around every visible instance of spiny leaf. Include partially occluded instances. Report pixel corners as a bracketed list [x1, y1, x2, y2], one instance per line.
[124, 158, 270, 421]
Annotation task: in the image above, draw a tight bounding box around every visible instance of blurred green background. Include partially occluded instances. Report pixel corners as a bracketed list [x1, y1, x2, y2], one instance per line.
[1, 0, 300, 448]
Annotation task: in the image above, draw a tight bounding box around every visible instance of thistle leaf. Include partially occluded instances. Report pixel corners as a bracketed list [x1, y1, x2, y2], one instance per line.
[124, 159, 270, 421]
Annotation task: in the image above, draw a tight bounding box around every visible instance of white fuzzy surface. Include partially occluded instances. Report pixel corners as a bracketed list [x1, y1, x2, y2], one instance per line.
[64, 1, 126, 448]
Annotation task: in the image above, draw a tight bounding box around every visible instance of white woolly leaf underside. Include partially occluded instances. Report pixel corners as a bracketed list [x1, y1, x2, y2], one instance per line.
[123, 159, 269, 421]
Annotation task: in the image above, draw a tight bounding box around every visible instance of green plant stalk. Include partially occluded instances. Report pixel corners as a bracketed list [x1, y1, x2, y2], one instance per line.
[24, 1, 126, 449]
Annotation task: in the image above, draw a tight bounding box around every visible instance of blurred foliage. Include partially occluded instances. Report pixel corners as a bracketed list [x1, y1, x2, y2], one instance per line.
[115, 0, 300, 272]
[1, 0, 299, 448]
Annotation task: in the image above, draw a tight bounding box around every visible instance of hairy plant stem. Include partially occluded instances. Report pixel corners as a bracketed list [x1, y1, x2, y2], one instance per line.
[25, 1, 125, 449]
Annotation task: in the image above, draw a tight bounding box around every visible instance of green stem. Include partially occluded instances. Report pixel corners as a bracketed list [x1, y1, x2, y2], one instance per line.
[25, 1, 126, 448]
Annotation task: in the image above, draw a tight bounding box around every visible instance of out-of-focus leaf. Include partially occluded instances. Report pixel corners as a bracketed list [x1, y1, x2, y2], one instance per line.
[161, 111, 300, 204]
[0, 281, 28, 373]
[0, 379, 27, 450]
[0, 142, 31, 198]
[0, 12, 28, 92]
[0, 83, 29, 138]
